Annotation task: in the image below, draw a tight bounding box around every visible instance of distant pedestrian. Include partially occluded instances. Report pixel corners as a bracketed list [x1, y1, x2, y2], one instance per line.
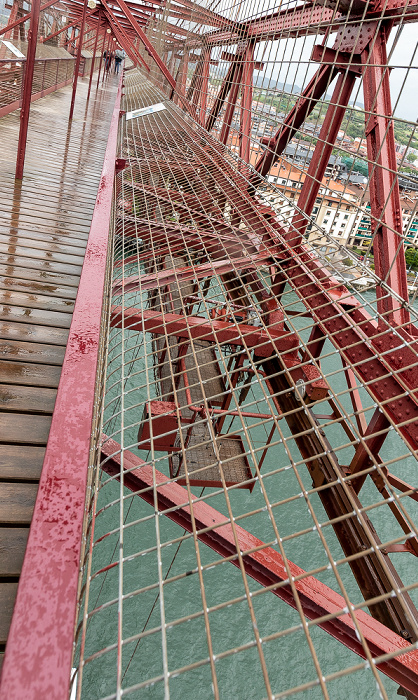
[114, 49, 124, 74]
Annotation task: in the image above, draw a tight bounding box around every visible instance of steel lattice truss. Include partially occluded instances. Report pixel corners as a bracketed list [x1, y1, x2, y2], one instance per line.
[1, 0, 418, 696]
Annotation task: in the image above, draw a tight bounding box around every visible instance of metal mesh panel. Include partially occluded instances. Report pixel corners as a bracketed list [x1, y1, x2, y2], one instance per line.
[73, 14, 418, 692]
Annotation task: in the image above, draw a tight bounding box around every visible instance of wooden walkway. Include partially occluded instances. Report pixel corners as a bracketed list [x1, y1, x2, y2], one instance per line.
[0, 73, 119, 669]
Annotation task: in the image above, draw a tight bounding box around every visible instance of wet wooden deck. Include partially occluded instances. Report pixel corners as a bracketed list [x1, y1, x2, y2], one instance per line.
[0, 73, 120, 669]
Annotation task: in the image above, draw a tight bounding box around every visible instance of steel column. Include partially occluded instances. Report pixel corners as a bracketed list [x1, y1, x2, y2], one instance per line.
[68, 0, 88, 121]
[252, 64, 336, 181]
[290, 69, 357, 242]
[239, 42, 255, 164]
[15, 0, 41, 180]
[96, 24, 107, 88]
[0, 0, 55, 38]
[362, 22, 410, 328]
[87, 10, 101, 101]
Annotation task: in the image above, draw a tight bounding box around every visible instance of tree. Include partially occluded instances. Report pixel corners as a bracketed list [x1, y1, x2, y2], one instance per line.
[406, 152, 417, 164]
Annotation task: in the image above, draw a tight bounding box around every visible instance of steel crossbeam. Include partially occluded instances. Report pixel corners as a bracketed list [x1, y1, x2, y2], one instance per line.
[110, 306, 300, 356]
[100, 437, 418, 698]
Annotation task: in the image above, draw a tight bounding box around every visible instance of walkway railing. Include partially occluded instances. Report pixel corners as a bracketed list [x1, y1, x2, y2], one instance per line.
[0, 56, 75, 118]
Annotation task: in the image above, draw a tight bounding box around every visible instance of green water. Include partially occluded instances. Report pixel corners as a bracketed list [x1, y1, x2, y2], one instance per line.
[78, 289, 418, 700]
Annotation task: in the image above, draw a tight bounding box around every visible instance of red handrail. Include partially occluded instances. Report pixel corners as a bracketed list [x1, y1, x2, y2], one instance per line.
[0, 70, 123, 700]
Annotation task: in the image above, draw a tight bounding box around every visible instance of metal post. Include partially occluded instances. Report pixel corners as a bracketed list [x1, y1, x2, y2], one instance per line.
[362, 22, 410, 328]
[96, 27, 107, 88]
[220, 62, 243, 145]
[240, 43, 255, 163]
[68, 0, 88, 121]
[15, 0, 41, 180]
[87, 10, 101, 101]
[198, 47, 211, 126]
[290, 70, 357, 243]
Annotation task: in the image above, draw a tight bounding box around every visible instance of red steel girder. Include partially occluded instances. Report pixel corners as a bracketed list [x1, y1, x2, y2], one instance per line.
[109, 306, 299, 356]
[201, 0, 418, 48]
[290, 69, 357, 240]
[112, 0, 177, 89]
[113, 251, 279, 294]
[119, 216, 263, 260]
[100, 437, 418, 698]
[15, 0, 41, 180]
[185, 142, 418, 451]
[100, 0, 149, 69]
[205, 47, 247, 132]
[253, 63, 337, 180]
[361, 22, 410, 328]
[265, 218, 418, 452]
[0, 0, 55, 37]
[240, 42, 255, 164]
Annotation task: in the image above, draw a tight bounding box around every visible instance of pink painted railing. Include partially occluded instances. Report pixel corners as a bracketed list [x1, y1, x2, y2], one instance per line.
[0, 55, 99, 118]
[0, 71, 123, 700]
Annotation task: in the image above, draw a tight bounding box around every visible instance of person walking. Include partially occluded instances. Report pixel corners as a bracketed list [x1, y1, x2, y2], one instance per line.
[114, 49, 124, 74]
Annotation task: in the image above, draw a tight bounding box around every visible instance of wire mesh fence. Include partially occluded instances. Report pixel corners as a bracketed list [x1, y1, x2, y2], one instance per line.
[68, 0, 418, 697]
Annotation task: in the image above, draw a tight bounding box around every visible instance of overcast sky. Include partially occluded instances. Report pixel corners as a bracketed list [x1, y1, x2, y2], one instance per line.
[226, 21, 418, 124]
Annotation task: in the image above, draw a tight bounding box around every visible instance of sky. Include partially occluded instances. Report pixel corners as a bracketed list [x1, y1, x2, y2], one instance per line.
[208, 8, 418, 124]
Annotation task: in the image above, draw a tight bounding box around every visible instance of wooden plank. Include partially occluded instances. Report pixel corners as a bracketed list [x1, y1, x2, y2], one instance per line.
[0, 384, 57, 413]
[0, 528, 29, 576]
[0, 340, 65, 365]
[0, 321, 69, 346]
[0, 209, 94, 234]
[0, 359, 61, 387]
[0, 306, 73, 330]
[0, 263, 80, 288]
[0, 445, 45, 480]
[0, 483, 38, 524]
[0, 242, 85, 266]
[0, 275, 77, 300]
[0, 583, 18, 644]
[0, 254, 82, 278]
[0, 232, 86, 256]
[0, 215, 90, 238]
[0, 413, 51, 444]
[0, 223, 88, 246]
[0, 305, 72, 329]
[0, 290, 74, 314]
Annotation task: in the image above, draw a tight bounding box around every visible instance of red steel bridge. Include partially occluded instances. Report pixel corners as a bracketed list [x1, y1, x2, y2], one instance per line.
[0, 0, 418, 696]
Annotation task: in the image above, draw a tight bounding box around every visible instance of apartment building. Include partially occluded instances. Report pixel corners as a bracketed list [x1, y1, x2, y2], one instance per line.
[258, 161, 360, 251]
[347, 189, 418, 248]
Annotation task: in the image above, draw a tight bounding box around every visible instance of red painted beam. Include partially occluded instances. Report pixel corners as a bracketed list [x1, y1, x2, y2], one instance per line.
[0, 74, 124, 700]
[112, 0, 177, 88]
[253, 63, 336, 180]
[362, 23, 410, 328]
[202, 0, 418, 48]
[15, 0, 41, 180]
[113, 251, 278, 294]
[110, 306, 299, 356]
[100, 437, 418, 698]
[290, 69, 357, 241]
[100, 0, 148, 69]
[0, 0, 55, 37]
[68, 0, 88, 121]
